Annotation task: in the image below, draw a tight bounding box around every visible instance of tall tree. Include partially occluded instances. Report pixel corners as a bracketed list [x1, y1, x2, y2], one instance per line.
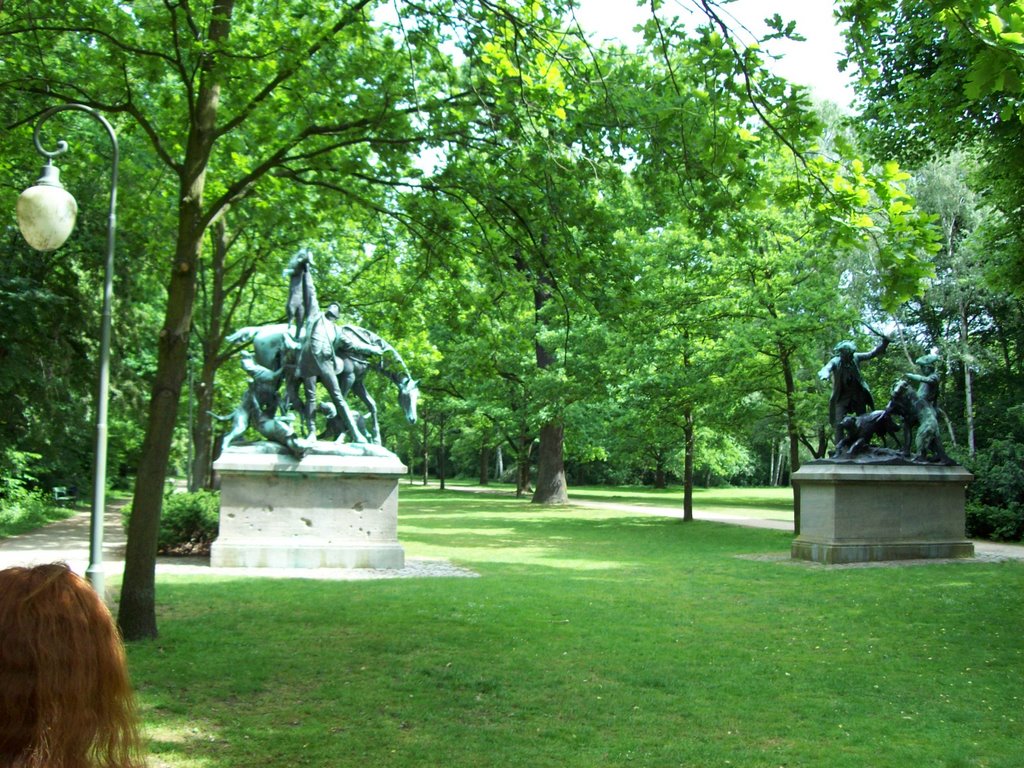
[903, 153, 991, 456]
[839, 0, 1024, 290]
[1, 0, 577, 638]
[840, 0, 1024, 472]
[415, 20, 631, 504]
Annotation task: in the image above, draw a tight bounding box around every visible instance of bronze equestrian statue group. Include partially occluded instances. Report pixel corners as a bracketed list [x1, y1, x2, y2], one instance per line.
[217, 249, 418, 458]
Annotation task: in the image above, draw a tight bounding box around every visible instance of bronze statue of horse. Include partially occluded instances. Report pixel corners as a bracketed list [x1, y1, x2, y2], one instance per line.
[226, 320, 418, 445]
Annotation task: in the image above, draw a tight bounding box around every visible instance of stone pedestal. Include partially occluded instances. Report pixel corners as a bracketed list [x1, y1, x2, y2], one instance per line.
[211, 448, 406, 569]
[791, 462, 974, 564]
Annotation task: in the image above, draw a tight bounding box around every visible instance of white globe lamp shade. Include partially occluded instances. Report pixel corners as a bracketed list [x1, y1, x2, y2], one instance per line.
[16, 164, 78, 252]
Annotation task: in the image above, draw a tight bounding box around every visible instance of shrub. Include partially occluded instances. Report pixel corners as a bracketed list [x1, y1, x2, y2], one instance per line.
[962, 439, 1024, 542]
[0, 448, 41, 501]
[967, 439, 1024, 505]
[155, 490, 220, 554]
[965, 501, 1024, 542]
[0, 492, 74, 538]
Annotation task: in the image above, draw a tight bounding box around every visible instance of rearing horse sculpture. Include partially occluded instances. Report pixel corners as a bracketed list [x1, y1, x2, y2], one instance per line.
[224, 251, 417, 447]
[226, 319, 418, 445]
[333, 325, 419, 443]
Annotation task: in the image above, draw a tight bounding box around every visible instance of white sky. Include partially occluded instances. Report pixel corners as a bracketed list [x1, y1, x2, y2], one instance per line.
[574, 0, 855, 109]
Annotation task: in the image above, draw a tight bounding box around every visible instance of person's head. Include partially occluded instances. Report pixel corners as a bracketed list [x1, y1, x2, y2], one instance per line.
[325, 302, 341, 320]
[915, 353, 939, 373]
[833, 340, 857, 361]
[0, 563, 143, 768]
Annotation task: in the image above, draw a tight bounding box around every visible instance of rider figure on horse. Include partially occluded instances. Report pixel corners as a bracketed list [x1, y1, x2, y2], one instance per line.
[323, 303, 385, 362]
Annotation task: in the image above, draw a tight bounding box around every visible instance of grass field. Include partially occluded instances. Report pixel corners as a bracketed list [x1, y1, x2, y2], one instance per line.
[124, 486, 1023, 768]
[441, 481, 796, 521]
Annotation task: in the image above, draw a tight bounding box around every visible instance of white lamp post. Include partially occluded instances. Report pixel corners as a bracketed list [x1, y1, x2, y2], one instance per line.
[16, 104, 118, 596]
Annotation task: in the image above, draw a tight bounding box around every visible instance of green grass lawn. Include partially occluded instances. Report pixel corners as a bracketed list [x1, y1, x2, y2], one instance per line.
[441, 480, 795, 522]
[124, 486, 1023, 768]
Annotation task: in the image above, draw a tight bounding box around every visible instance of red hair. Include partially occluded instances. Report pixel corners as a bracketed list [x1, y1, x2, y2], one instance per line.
[0, 563, 143, 768]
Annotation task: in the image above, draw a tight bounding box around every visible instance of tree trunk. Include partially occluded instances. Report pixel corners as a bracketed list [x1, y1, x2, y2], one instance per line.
[654, 463, 666, 489]
[189, 219, 231, 491]
[529, 346, 567, 503]
[532, 421, 568, 504]
[422, 417, 429, 485]
[438, 420, 446, 491]
[494, 443, 504, 480]
[775, 440, 788, 486]
[682, 340, 694, 520]
[190, 355, 217, 490]
[189, 366, 207, 491]
[515, 244, 567, 505]
[478, 446, 489, 485]
[118, 0, 235, 641]
[682, 405, 694, 521]
[515, 434, 532, 497]
[778, 344, 801, 535]
[770, 439, 780, 486]
[960, 301, 976, 458]
[119, 214, 203, 640]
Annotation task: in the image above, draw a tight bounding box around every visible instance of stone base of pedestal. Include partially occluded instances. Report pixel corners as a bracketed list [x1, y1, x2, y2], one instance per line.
[791, 462, 974, 565]
[211, 447, 406, 569]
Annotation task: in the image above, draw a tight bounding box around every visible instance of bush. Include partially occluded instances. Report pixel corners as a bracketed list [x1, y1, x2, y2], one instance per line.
[967, 440, 1024, 504]
[1, 447, 41, 501]
[155, 490, 220, 555]
[962, 439, 1024, 542]
[0, 492, 74, 538]
[966, 501, 1024, 542]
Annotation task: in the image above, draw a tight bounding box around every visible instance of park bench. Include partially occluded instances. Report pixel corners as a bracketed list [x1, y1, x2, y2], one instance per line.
[52, 486, 78, 506]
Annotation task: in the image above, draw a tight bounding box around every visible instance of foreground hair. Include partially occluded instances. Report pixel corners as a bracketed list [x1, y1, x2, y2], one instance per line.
[0, 563, 143, 768]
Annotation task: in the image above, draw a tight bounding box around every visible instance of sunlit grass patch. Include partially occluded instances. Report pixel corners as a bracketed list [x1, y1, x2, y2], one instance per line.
[126, 486, 1024, 768]
[439, 481, 795, 520]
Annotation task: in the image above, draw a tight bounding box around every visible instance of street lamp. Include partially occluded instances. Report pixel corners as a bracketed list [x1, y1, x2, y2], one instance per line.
[16, 104, 118, 596]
